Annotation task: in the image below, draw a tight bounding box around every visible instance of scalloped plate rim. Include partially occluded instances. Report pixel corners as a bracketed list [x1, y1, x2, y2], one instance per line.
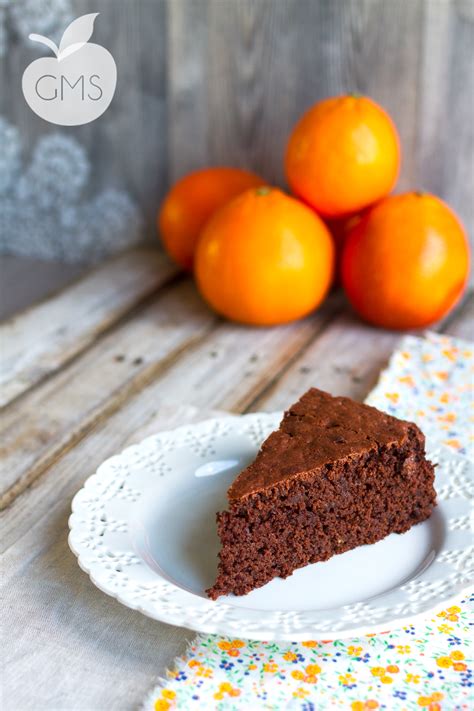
[68, 413, 473, 640]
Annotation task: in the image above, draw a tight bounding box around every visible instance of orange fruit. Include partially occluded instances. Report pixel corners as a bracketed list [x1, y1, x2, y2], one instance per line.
[285, 95, 400, 217]
[195, 186, 334, 326]
[341, 193, 470, 330]
[158, 167, 264, 270]
[325, 213, 363, 285]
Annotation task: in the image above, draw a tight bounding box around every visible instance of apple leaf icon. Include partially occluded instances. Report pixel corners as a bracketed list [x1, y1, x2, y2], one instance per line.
[23, 12, 117, 126]
[29, 13, 99, 61]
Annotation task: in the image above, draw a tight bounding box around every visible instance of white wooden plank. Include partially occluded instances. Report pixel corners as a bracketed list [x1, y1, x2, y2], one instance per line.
[417, 0, 474, 251]
[1, 293, 342, 543]
[0, 256, 85, 321]
[167, 0, 209, 181]
[251, 309, 402, 411]
[0, 280, 216, 509]
[2, 405, 214, 711]
[0, 248, 178, 408]
[443, 293, 473, 341]
[252, 294, 474, 412]
[2, 292, 471, 711]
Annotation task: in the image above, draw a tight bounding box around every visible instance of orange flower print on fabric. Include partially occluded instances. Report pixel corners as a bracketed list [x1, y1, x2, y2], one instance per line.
[217, 639, 245, 657]
[370, 667, 386, 677]
[154, 701, 170, 711]
[438, 412, 456, 422]
[339, 673, 357, 688]
[145, 335, 473, 711]
[213, 682, 241, 700]
[161, 690, 176, 700]
[347, 645, 363, 656]
[417, 692, 444, 708]
[396, 645, 411, 654]
[367, 334, 471, 456]
[437, 605, 461, 622]
[291, 663, 321, 683]
[437, 623, 453, 633]
[351, 701, 379, 711]
[293, 687, 309, 699]
[443, 438, 462, 449]
[370, 664, 399, 684]
[149, 596, 473, 709]
[436, 656, 452, 668]
[442, 348, 458, 361]
[263, 662, 279, 673]
[154, 689, 176, 711]
[435, 650, 467, 671]
[195, 666, 213, 678]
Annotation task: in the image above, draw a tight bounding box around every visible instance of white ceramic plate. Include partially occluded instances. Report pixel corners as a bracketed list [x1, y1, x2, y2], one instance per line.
[69, 413, 473, 640]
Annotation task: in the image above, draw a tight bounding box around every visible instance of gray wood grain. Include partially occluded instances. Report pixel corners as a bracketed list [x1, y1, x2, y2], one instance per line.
[167, 0, 210, 182]
[2, 286, 472, 711]
[0, 256, 85, 321]
[2, 501, 194, 711]
[0, 249, 178, 409]
[168, 0, 473, 240]
[0, 0, 168, 257]
[0, 0, 472, 263]
[417, 0, 474, 232]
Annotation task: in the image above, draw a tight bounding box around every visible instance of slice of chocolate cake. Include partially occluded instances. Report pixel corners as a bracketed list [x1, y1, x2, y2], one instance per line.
[207, 388, 436, 599]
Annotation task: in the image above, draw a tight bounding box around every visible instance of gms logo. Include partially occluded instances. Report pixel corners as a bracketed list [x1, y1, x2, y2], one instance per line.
[22, 13, 117, 126]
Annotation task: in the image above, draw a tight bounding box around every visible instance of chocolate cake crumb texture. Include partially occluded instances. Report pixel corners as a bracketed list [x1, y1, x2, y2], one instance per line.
[207, 388, 436, 600]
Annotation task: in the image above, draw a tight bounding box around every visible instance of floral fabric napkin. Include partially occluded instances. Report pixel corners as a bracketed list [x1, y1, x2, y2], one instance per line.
[144, 332, 473, 711]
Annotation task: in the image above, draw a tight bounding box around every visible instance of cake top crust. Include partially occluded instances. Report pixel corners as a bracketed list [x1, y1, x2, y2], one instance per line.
[228, 388, 417, 501]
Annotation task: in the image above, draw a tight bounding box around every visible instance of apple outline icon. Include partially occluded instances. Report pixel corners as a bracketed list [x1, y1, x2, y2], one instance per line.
[22, 13, 117, 126]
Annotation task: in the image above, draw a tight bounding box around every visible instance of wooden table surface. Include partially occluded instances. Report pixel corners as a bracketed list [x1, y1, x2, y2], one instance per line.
[2, 248, 472, 711]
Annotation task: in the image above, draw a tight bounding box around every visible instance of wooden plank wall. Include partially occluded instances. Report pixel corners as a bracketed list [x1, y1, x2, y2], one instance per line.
[1, 0, 472, 255]
[168, 0, 473, 244]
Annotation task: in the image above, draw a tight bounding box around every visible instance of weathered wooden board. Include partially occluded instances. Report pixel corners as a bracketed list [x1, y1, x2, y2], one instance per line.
[253, 293, 474, 411]
[0, 279, 216, 509]
[1, 293, 347, 709]
[2, 290, 472, 711]
[1, 404, 202, 710]
[167, 0, 473, 246]
[1, 292, 344, 513]
[1, 0, 472, 266]
[0, 0, 169, 257]
[2, 294, 473, 711]
[417, 0, 474, 228]
[0, 256, 85, 322]
[0, 249, 178, 408]
[168, 0, 421, 184]
[443, 292, 474, 340]
[3, 290, 472, 553]
[252, 309, 402, 411]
